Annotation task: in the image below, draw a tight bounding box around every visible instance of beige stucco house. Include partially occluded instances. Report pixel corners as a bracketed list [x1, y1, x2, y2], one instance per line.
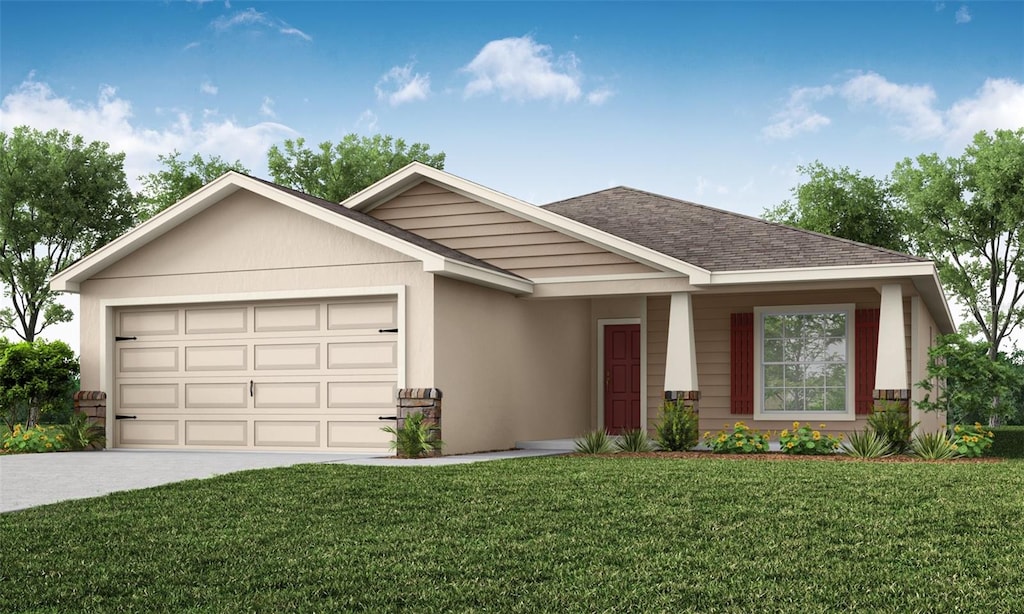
[51, 163, 954, 455]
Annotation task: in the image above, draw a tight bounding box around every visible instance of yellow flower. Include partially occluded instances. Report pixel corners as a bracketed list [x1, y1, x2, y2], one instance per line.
[812, 431, 821, 440]
[41, 435, 48, 442]
[793, 421, 800, 430]
[22, 434, 30, 441]
[45, 443, 53, 449]
[735, 441, 743, 448]
[975, 422, 982, 428]
[718, 434, 727, 443]
[756, 443, 763, 450]
[819, 424, 827, 429]
[988, 431, 994, 438]
[781, 429, 789, 437]
[786, 442, 795, 448]
[56, 435, 64, 441]
[954, 425, 961, 433]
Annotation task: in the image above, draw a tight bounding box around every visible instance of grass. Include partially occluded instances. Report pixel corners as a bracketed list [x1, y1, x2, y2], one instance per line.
[3, 457, 1024, 613]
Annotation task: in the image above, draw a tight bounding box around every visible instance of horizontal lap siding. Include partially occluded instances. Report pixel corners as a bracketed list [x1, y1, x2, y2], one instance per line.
[371, 181, 657, 279]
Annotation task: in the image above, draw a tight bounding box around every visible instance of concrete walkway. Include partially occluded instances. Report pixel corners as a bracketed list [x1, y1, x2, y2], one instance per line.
[0, 447, 571, 513]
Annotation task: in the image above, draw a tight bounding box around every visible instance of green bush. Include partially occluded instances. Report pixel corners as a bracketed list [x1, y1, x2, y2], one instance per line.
[988, 426, 1024, 458]
[703, 421, 770, 453]
[574, 430, 614, 454]
[867, 401, 918, 454]
[381, 412, 442, 458]
[951, 422, 994, 458]
[654, 400, 698, 451]
[2, 423, 70, 453]
[61, 412, 106, 451]
[779, 421, 842, 455]
[840, 429, 893, 458]
[615, 428, 654, 453]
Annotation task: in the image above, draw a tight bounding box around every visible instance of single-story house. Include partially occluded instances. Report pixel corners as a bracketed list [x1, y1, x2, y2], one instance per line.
[51, 163, 953, 455]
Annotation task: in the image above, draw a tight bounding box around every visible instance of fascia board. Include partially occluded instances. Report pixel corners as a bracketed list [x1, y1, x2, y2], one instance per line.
[345, 163, 712, 283]
[707, 262, 939, 286]
[424, 258, 534, 295]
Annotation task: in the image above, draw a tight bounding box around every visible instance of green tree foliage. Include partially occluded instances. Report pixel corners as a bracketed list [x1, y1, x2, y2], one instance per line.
[763, 161, 908, 252]
[916, 333, 1024, 426]
[0, 127, 138, 341]
[893, 128, 1024, 360]
[267, 134, 445, 202]
[0, 339, 79, 428]
[138, 151, 250, 218]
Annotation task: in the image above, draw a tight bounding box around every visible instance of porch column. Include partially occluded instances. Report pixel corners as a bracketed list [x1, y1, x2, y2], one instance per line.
[874, 284, 909, 407]
[664, 292, 699, 407]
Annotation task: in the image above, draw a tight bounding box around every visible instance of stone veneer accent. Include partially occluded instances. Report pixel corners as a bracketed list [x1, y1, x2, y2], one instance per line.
[73, 391, 107, 447]
[665, 390, 701, 412]
[396, 388, 443, 456]
[873, 388, 910, 409]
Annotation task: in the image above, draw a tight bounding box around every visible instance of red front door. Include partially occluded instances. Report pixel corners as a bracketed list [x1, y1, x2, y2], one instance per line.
[604, 324, 641, 434]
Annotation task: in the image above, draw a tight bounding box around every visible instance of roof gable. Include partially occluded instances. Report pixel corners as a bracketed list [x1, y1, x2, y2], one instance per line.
[543, 186, 928, 272]
[51, 172, 531, 294]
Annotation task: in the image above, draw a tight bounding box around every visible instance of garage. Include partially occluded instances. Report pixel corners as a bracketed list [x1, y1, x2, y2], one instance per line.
[112, 295, 400, 452]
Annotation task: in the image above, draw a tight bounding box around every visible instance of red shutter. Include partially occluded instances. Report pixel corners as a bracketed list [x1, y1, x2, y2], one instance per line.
[855, 308, 880, 415]
[730, 312, 754, 414]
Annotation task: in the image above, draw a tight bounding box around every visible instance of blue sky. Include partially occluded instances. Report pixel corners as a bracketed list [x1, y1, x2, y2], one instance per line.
[1, 1, 1023, 350]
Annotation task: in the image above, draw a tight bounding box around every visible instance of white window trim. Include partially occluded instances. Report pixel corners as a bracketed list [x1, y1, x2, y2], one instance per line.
[753, 303, 857, 422]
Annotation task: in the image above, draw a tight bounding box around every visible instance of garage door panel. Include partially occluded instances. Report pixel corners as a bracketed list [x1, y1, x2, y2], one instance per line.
[185, 383, 249, 408]
[120, 347, 179, 373]
[114, 294, 398, 452]
[119, 310, 179, 337]
[254, 420, 320, 447]
[328, 341, 396, 369]
[255, 343, 320, 370]
[120, 420, 179, 445]
[255, 304, 320, 332]
[328, 300, 396, 331]
[254, 382, 320, 408]
[185, 420, 247, 446]
[186, 307, 247, 335]
[328, 421, 392, 449]
[328, 381, 396, 407]
[120, 383, 179, 408]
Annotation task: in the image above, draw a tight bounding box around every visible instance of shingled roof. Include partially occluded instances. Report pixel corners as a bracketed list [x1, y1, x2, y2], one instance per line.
[544, 186, 926, 272]
[244, 174, 526, 280]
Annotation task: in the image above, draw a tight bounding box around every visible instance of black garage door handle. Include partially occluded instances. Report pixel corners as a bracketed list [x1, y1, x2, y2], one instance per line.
[115, 414, 137, 420]
[378, 416, 398, 421]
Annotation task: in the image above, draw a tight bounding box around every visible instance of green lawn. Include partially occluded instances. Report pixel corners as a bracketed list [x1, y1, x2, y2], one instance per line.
[3, 457, 1024, 613]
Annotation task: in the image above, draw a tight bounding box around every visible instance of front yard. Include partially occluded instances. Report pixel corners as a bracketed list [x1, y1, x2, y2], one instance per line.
[3, 456, 1024, 612]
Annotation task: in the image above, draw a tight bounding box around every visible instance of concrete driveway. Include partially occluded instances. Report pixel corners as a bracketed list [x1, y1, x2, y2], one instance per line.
[0, 449, 375, 513]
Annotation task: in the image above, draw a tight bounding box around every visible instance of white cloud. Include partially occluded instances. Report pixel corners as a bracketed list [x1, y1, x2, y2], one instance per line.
[183, 41, 201, 51]
[763, 72, 1023, 145]
[259, 96, 276, 118]
[200, 81, 218, 95]
[0, 78, 295, 188]
[463, 36, 582, 103]
[945, 78, 1024, 144]
[840, 72, 945, 138]
[356, 109, 379, 132]
[375, 64, 431, 106]
[211, 8, 311, 41]
[955, 5, 972, 23]
[762, 85, 835, 140]
[586, 88, 614, 106]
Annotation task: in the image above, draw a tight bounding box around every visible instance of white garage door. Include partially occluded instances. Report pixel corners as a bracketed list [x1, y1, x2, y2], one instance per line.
[113, 296, 399, 452]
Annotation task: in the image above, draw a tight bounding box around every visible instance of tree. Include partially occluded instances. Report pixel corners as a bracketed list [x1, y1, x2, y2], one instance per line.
[138, 151, 250, 218]
[764, 161, 908, 252]
[0, 339, 79, 428]
[267, 134, 445, 202]
[892, 128, 1024, 362]
[916, 333, 1023, 426]
[0, 127, 138, 341]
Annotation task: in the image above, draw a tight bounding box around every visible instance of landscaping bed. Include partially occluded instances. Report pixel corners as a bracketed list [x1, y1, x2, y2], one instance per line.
[605, 451, 1004, 463]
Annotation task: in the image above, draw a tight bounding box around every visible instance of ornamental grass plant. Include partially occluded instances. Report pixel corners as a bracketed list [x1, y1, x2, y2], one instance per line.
[910, 431, 962, 460]
[840, 429, 893, 458]
[615, 428, 655, 453]
[574, 429, 615, 454]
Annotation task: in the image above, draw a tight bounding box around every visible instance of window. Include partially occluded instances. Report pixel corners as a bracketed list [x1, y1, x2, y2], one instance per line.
[754, 305, 855, 420]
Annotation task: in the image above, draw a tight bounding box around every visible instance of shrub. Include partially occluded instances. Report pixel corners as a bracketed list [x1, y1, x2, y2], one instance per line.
[779, 421, 842, 455]
[0, 339, 79, 427]
[951, 422, 993, 458]
[615, 428, 654, 453]
[867, 401, 918, 454]
[910, 431, 962, 460]
[653, 400, 698, 451]
[988, 426, 1024, 458]
[575, 430, 615, 454]
[703, 422, 770, 454]
[2, 423, 70, 454]
[60, 412, 106, 451]
[381, 412, 442, 458]
[841, 429, 893, 458]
